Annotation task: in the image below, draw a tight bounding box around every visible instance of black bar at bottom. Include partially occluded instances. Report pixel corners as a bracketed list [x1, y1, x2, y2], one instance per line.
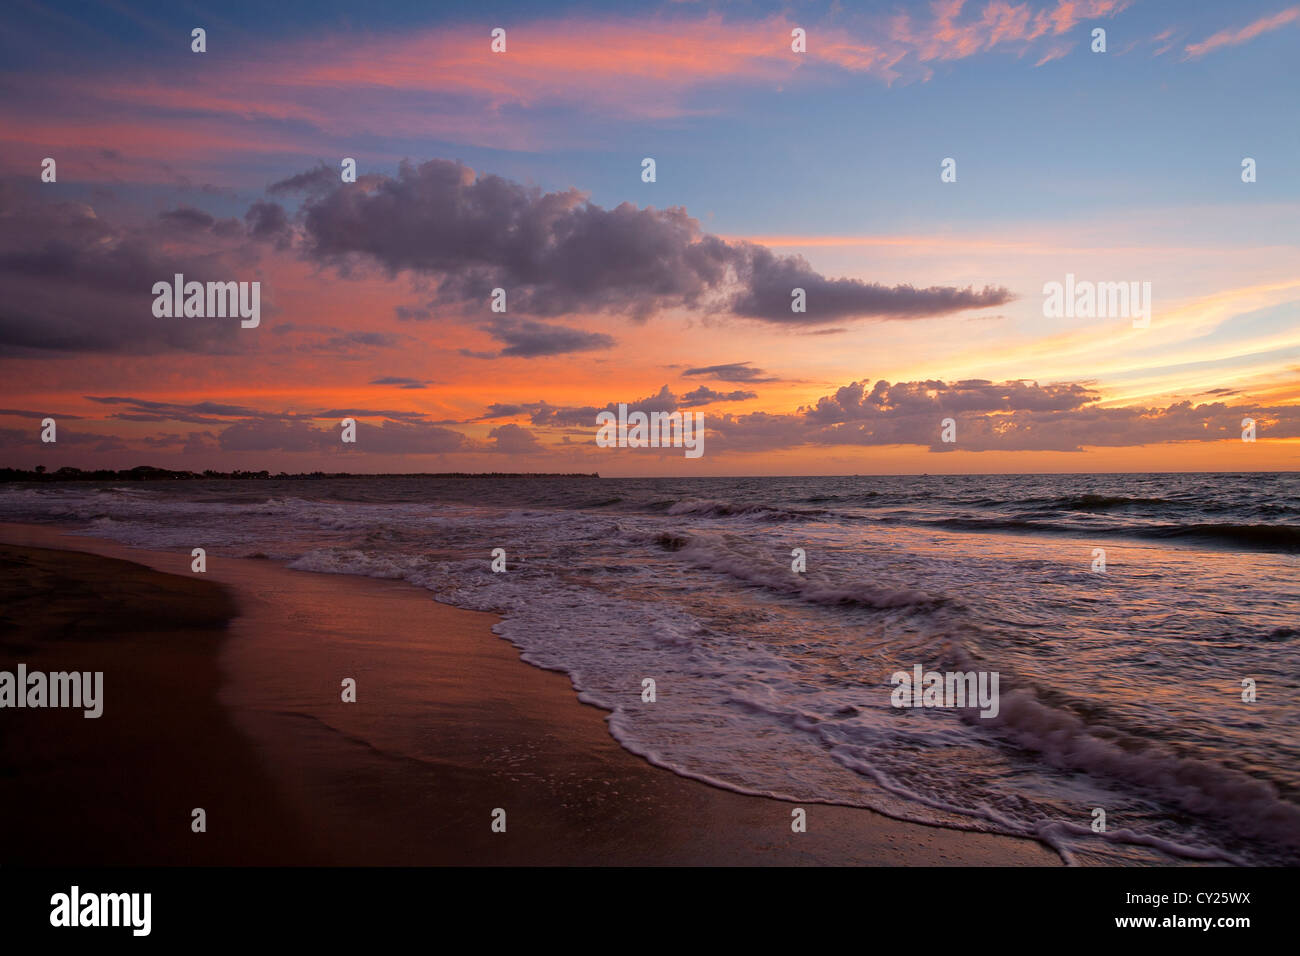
[0, 865, 1281, 942]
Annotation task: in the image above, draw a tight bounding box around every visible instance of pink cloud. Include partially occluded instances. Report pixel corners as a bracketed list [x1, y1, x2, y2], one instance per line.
[875, 0, 1129, 69]
[0, 3, 1142, 175]
[1184, 6, 1300, 59]
[1034, 44, 1073, 66]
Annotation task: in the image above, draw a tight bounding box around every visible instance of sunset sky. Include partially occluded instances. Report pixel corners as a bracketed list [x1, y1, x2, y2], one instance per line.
[1, 0, 1297, 475]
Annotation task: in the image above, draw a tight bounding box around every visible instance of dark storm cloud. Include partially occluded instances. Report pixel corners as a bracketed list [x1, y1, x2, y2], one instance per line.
[275, 159, 1013, 324]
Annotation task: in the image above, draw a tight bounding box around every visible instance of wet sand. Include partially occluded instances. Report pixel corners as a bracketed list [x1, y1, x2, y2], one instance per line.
[0, 541, 322, 864]
[0, 521, 1060, 866]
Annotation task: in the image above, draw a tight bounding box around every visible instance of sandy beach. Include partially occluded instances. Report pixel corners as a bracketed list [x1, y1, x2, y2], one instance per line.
[0, 521, 1059, 866]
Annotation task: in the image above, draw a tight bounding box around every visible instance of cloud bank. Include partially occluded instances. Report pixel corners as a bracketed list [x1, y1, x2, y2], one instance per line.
[273, 159, 1012, 326]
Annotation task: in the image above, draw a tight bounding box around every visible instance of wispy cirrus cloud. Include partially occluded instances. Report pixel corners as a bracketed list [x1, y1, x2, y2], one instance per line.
[864, 0, 1130, 79]
[0, 2, 1142, 172]
[1184, 5, 1300, 58]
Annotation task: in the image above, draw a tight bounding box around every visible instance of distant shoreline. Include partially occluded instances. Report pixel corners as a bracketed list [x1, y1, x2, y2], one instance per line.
[0, 466, 601, 482]
[2, 466, 1295, 483]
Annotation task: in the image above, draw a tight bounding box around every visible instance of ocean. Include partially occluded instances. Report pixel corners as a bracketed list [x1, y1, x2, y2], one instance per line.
[2, 471, 1297, 865]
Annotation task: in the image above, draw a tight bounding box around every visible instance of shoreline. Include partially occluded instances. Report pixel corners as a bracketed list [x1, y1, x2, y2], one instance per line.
[0, 520, 1061, 866]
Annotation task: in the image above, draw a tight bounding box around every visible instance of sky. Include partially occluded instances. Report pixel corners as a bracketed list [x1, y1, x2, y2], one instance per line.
[0, 0, 1297, 476]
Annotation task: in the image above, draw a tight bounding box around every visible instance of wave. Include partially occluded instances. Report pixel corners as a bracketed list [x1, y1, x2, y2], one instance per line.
[1026, 494, 1296, 519]
[927, 516, 1070, 534]
[665, 498, 833, 521]
[983, 687, 1300, 856]
[1145, 522, 1300, 551]
[579, 496, 625, 508]
[661, 532, 942, 611]
[1036, 493, 1173, 511]
[925, 515, 1300, 552]
[800, 491, 882, 504]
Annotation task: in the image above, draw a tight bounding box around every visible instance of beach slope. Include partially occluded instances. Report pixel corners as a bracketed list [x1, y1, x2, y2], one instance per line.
[0, 524, 1059, 866]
